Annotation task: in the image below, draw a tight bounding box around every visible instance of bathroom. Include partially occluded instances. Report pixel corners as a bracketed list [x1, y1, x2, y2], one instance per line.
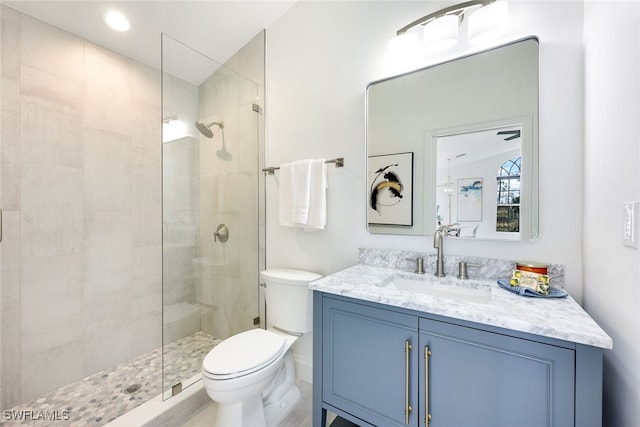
[0, 0, 638, 426]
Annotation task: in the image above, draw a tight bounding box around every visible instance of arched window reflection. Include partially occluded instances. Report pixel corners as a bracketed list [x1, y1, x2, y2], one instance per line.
[496, 156, 521, 232]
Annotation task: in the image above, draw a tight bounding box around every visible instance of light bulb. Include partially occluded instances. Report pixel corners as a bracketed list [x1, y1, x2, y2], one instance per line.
[423, 15, 459, 53]
[388, 32, 420, 61]
[468, 1, 509, 45]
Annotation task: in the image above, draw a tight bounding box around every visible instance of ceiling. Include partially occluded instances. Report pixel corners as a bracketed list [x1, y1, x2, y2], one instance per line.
[3, 1, 297, 84]
[437, 125, 522, 170]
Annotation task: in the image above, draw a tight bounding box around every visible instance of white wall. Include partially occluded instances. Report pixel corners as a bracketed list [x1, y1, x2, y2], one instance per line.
[583, 2, 640, 425]
[266, 1, 585, 297]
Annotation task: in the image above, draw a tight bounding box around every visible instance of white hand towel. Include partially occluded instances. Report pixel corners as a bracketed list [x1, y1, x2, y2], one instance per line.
[279, 159, 313, 227]
[304, 159, 327, 231]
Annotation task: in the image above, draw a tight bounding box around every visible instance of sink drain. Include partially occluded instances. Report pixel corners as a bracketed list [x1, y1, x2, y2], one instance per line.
[123, 384, 142, 394]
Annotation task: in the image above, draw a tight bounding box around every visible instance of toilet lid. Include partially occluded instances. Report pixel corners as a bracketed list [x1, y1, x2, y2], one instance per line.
[202, 329, 285, 377]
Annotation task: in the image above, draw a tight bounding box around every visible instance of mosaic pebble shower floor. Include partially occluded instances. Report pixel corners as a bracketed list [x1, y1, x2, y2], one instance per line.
[1, 332, 220, 426]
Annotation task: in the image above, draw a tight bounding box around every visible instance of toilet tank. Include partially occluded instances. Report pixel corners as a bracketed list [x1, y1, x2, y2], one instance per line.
[260, 268, 322, 334]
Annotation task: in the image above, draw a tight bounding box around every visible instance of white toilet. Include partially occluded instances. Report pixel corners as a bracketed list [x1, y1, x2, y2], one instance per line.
[202, 268, 321, 427]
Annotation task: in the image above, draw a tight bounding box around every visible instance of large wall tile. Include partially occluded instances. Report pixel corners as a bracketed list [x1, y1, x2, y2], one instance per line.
[133, 246, 162, 318]
[163, 137, 199, 224]
[0, 211, 20, 313]
[132, 102, 161, 248]
[84, 128, 132, 212]
[19, 13, 83, 83]
[83, 42, 132, 135]
[21, 253, 83, 356]
[1, 5, 21, 82]
[0, 216, 22, 408]
[21, 340, 83, 402]
[1, 6, 21, 115]
[1, 108, 20, 211]
[131, 63, 161, 108]
[20, 65, 83, 168]
[1, 74, 20, 114]
[131, 314, 161, 356]
[21, 164, 83, 258]
[0, 306, 21, 409]
[83, 290, 132, 373]
[84, 210, 132, 295]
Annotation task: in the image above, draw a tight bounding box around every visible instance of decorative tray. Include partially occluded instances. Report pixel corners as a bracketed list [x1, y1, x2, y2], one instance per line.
[497, 279, 568, 298]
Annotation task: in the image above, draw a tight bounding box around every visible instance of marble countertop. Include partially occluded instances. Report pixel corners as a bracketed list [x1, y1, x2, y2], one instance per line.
[310, 264, 613, 349]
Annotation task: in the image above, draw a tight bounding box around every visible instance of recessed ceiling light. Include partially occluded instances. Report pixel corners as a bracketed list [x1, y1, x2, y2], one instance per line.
[104, 10, 130, 32]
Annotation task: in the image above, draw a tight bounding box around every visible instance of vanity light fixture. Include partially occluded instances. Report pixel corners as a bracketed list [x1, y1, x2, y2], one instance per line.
[387, 31, 421, 65]
[468, 1, 509, 44]
[389, 0, 509, 57]
[104, 10, 130, 32]
[423, 14, 459, 52]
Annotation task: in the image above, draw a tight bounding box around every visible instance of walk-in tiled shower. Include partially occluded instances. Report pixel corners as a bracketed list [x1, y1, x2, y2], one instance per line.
[0, 5, 265, 424]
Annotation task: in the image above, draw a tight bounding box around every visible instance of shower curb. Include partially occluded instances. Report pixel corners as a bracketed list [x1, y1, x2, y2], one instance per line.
[105, 377, 209, 427]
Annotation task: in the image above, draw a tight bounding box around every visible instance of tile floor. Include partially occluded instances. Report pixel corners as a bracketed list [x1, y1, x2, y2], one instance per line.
[1, 332, 219, 427]
[180, 380, 342, 427]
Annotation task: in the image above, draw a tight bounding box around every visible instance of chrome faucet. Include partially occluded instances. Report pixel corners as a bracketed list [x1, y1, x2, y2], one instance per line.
[433, 225, 448, 277]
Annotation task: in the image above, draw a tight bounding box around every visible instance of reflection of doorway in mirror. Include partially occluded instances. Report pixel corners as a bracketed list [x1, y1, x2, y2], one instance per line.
[436, 124, 522, 239]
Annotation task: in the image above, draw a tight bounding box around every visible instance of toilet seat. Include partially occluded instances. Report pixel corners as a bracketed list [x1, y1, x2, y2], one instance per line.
[203, 329, 285, 380]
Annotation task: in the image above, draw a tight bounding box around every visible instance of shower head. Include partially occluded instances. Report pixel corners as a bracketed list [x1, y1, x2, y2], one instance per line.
[194, 120, 224, 138]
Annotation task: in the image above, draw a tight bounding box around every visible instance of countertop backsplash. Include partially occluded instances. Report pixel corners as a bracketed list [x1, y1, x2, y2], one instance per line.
[358, 248, 565, 288]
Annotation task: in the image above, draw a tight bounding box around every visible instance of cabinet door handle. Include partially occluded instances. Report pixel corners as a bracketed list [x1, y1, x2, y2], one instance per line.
[405, 340, 413, 424]
[425, 346, 432, 426]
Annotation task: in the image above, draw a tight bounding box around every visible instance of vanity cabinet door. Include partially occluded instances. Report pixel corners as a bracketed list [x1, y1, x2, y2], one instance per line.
[322, 297, 420, 427]
[419, 318, 575, 427]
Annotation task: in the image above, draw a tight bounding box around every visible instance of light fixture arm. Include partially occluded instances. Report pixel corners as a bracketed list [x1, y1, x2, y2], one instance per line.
[396, 0, 494, 35]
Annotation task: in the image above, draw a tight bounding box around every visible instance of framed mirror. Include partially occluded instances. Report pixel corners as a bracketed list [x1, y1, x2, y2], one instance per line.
[366, 37, 539, 240]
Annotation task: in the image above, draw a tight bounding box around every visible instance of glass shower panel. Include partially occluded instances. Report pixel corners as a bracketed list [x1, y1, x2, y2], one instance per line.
[161, 34, 262, 398]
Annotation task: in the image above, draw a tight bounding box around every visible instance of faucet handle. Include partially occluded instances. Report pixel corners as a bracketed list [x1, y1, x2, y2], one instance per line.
[406, 257, 425, 274]
[457, 261, 481, 280]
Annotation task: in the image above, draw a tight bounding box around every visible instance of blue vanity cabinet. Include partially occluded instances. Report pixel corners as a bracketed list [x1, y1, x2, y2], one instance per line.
[320, 296, 420, 426]
[314, 292, 603, 427]
[418, 318, 575, 427]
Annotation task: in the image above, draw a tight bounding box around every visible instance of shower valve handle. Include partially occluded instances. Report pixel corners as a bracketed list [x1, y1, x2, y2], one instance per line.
[214, 224, 229, 243]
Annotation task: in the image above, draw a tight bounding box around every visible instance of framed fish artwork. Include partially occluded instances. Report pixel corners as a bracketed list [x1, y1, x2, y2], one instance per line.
[457, 177, 483, 221]
[367, 152, 413, 226]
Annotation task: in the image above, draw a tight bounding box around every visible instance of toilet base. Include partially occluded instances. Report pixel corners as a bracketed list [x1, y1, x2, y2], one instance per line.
[263, 351, 300, 426]
[214, 395, 265, 427]
[264, 384, 300, 427]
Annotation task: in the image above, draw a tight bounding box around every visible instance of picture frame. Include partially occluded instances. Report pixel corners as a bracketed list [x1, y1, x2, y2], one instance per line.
[457, 178, 483, 222]
[367, 152, 413, 226]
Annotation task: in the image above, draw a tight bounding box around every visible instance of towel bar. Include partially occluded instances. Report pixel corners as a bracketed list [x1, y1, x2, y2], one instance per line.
[262, 157, 344, 175]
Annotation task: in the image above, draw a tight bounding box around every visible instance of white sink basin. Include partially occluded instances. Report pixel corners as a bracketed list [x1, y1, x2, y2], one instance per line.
[384, 275, 492, 304]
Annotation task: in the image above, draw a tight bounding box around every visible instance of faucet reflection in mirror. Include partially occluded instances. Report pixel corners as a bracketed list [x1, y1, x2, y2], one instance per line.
[388, 0, 509, 63]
